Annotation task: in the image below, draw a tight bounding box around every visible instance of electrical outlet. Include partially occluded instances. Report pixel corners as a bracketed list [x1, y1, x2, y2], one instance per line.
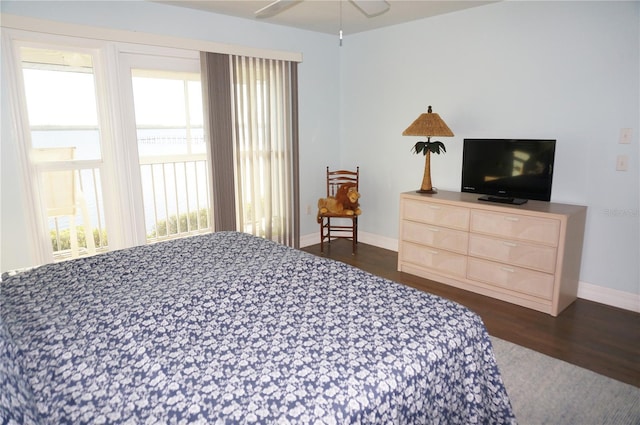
[616, 155, 628, 171]
[306, 204, 312, 215]
[620, 128, 632, 144]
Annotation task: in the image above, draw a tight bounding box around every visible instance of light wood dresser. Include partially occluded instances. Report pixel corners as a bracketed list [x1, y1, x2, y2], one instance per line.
[398, 190, 587, 316]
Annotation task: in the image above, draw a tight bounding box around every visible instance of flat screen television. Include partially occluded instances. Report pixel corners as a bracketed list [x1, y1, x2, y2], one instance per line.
[461, 138, 556, 204]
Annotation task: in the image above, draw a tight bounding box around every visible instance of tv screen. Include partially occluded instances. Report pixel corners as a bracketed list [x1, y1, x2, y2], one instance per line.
[461, 138, 556, 203]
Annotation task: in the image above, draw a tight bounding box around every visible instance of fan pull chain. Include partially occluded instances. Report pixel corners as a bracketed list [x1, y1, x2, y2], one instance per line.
[339, 0, 343, 46]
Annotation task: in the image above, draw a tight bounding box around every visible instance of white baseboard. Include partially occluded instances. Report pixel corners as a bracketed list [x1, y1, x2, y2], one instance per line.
[299, 233, 320, 248]
[358, 231, 398, 252]
[300, 232, 640, 313]
[300, 231, 396, 251]
[577, 281, 640, 313]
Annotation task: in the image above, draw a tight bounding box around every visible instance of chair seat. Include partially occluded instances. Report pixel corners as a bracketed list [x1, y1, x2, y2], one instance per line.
[317, 212, 358, 218]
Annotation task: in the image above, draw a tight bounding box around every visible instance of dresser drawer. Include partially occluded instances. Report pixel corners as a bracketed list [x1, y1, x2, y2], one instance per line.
[400, 241, 467, 278]
[468, 234, 557, 273]
[467, 258, 554, 300]
[401, 221, 468, 255]
[403, 199, 469, 231]
[470, 210, 560, 246]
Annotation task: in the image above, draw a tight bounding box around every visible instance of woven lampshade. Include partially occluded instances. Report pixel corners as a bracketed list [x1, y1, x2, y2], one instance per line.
[402, 105, 454, 194]
[402, 106, 454, 137]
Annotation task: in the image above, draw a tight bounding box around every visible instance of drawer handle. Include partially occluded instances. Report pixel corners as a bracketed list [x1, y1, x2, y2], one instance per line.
[427, 249, 439, 255]
[504, 216, 520, 222]
[428, 205, 442, 210]
[501, 267, 515, 273]
[502, 241, 517, 247]
[427, 227, 440, 232]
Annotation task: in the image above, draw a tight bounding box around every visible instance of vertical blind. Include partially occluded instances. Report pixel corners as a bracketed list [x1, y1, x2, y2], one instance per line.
[201, 52, 299, 247]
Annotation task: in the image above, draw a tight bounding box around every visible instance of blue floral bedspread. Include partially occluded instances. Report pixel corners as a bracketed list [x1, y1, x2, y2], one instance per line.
[1, 231, 516, 424]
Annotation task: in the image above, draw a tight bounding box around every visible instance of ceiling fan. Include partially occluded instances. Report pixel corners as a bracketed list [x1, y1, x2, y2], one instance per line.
[255, 0, 391, 19]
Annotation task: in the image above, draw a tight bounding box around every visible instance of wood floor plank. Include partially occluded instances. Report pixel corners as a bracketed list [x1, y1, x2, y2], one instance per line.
[301, 239, 640, 387]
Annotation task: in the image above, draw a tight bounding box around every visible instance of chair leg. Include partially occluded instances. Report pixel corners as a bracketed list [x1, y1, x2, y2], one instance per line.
[320, 218, 324, 253]
[352, 217, 357, 254]
[355, 217, 358, 246]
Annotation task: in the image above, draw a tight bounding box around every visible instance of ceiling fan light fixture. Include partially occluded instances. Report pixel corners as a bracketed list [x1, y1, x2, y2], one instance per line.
[349, 0, 390, 17]
[255, 0, 301, 19]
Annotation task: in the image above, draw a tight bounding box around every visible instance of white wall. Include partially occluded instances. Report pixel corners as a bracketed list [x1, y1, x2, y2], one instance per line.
[341, 1, 639, 300]
[2, 1, 638, 308]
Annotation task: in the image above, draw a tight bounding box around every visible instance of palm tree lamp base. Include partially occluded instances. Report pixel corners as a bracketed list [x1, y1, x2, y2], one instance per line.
[416, 188, 437, 194]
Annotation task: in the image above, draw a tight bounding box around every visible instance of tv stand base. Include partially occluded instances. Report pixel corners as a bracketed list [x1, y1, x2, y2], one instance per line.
[478, 195, 528, 205]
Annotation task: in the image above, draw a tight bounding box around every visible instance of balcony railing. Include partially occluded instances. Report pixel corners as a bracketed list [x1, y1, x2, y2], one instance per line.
[47, 135, 211, 260]
[138, 134, 210, 242]
[140, 155, 211, 243]
[47, 166, 108, 260]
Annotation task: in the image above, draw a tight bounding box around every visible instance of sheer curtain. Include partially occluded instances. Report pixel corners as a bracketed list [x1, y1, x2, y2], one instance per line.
[201, 52, 299, 247]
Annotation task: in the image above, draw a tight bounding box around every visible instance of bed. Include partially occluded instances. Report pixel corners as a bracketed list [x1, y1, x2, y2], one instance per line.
[1, 231, 516, 424]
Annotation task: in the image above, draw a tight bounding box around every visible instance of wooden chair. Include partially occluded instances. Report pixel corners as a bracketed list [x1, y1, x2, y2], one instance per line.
[317, 166, 360, 254]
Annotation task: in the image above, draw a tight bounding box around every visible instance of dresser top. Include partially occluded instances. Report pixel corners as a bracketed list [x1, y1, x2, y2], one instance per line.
[401, 190, 586, 216]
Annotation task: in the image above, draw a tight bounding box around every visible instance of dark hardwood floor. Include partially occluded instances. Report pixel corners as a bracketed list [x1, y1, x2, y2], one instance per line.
[301, 239, 640, 388]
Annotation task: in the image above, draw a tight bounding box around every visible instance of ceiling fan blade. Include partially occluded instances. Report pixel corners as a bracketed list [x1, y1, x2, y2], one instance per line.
[350, 0, 390, 17]
[255, 0, 302, 19]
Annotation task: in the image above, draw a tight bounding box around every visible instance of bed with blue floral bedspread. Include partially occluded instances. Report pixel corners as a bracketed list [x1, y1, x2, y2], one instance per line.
[1, 231, 515, 424]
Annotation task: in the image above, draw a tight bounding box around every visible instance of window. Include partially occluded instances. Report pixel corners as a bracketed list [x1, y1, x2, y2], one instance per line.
[3, 24, 300, 270]
[129, 68, 210, 242]
[7, 35, 211, 263]
[19, 45, 108, 260]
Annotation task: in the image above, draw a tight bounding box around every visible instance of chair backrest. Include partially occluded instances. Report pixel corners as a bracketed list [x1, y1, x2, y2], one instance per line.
[326, 166, 359, 197]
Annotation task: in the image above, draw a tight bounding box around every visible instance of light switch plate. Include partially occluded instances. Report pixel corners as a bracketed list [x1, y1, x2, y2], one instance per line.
[616, 155, 629, 171]
[620, 128, 632, 144]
